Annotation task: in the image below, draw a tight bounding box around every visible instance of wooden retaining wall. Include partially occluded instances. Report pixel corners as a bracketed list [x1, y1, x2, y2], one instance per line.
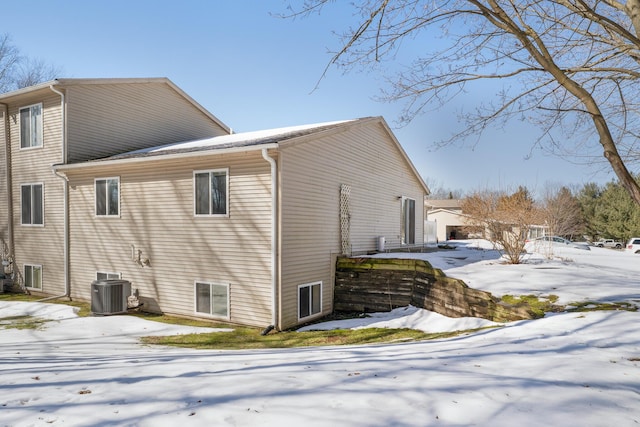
[334, 257, 534, 322]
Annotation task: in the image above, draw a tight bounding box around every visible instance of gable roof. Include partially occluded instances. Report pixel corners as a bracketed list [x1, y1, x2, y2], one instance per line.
[0, 77, 230, 134]
[427, 208, 468, 217]
[54, 116, 430, 194]
[425, 199, 463, 210]
[105, 119, 355, 160]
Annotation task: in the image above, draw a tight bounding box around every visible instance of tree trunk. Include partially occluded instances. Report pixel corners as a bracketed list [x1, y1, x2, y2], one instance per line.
[626, 0, 640, 38]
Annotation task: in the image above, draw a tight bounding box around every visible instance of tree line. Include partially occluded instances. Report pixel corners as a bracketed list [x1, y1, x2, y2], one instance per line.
[456, 179, 640, 263]
[578, 179, 640, 242]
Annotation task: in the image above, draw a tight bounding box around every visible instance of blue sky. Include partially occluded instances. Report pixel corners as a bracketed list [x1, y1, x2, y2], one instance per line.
[3, 1, 618, 196]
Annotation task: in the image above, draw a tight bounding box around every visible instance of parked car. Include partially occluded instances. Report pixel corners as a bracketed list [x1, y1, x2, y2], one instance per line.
[530, 236, 591, 250]
[626, 237, 640, 254]
[595, 239, 623, 249]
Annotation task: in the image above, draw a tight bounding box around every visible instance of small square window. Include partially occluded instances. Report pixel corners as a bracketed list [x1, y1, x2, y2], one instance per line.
[24, 264, 42, 290]
[95, 178, 120, 216]
[195, 281, 229, 318]
[299, 282, 322, 320]
[20, 104, 43, 149]
[194, 169, 228, 216]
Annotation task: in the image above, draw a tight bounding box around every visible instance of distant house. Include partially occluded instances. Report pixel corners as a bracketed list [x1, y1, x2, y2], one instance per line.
[0, 78, 429, 330]
[425, 199, 547, 243]
[425, 199, 469, 241]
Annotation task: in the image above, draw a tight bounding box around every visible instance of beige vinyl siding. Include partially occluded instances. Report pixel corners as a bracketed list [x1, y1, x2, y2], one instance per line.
[66, 151, 273, 327]
[278, 121, 426, 329]
[9, 95, 66, 293]
[65, 83, 229, 162]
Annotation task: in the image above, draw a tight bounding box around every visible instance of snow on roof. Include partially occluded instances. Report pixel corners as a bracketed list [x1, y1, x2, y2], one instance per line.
[425, 199, 463, 209]
[107, 119, 357, 161]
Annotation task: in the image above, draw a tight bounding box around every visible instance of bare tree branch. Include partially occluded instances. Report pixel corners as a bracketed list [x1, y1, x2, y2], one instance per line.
[0, 33, 61, 93]
[286, 0, 640, 205]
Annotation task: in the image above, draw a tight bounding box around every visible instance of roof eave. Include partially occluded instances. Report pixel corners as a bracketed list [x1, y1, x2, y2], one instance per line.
[163, 79, 231, 134]
[376, 117, 431, 195]
[0, 79, 61, 101]
[54, 143, 279, 172]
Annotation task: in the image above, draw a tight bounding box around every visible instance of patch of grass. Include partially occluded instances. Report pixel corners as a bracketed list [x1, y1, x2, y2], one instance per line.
[0, 293, 39, 302]
[141, 326, 484, 350]
[2, 294, 499, 349]
[0, 315, 48, 330]
[567, 301, 638, 312]
[499, 294, 638, 316]
[501, 294, 562, 317]
[130, 311, 231, 328]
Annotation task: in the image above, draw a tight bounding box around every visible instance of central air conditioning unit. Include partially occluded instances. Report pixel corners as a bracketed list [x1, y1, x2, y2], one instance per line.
[91, 279, 132, 315]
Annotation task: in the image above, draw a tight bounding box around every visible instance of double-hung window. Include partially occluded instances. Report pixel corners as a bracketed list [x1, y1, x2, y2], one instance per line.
[95, 178, 120, 217]
[20, 104, 43, 149]
[298, 281, 322, 320]
[21, 183, 44, 226]
[24, 264, 42, 290]
[195, 281, 229, 318]
[401, 197, 416, 245]
[194, 169, 228, 216]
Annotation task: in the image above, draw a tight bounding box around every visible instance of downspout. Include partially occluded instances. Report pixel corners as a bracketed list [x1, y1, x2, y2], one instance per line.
[261, 148, 278, 334]
[1, 102, 14, 275]
[40, 85, 70, 301]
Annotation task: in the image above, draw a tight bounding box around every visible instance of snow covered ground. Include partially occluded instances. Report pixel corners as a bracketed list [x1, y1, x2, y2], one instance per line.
[1, 241, 639, 426]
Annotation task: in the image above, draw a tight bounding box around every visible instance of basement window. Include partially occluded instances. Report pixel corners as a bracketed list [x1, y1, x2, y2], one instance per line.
[24, 264, 42, 290]
[96, 271, 121, 280]
[298, 281, 322, 320]
[195, 281, 229, 319]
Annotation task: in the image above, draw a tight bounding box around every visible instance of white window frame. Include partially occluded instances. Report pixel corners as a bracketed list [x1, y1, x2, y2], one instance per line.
[193, 168, 229, 217]
[24, 264, 43, 290]
[95, 177, 120, 217]
[19, 103, 43, 149]
[298, 281, 322, 321]
[96, 271, 121, 280]
[20, 183, 44, 226]
[401, 196, 416, 245]
[194, 281, 230, 319]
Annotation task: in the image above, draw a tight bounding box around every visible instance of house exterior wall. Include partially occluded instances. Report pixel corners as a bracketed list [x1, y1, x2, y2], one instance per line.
[65, 150, 274, 327]
[278, 120, 427, 329]
[2, 82, 429, 330]
[65, 83, 229, 162]
[0, 80, 230, 295]
[6, 94, 66, 294]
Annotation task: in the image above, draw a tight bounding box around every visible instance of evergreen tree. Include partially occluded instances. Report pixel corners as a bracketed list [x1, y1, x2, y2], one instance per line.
[595, 181, 640, 240]
[577, 183, 603, 240]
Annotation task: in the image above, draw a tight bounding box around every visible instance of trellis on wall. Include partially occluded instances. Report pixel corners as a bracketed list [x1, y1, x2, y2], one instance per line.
[340, 184, 351, 255]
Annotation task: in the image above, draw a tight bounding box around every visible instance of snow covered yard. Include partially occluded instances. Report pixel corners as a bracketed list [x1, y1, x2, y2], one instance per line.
[1, 242, 639, 426]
